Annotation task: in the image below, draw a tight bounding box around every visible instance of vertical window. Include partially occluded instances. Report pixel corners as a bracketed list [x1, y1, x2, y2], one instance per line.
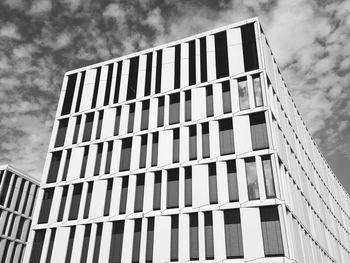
[262, 156, 276, 198]
[167, 169, 179, 209]
[139, 135, 147, 168]
[250, 112, 269, 150]
[128, 103, 135, 133]
[189, 125, 197, 160]
[189, 213, 199, 260]
[83, 113, 94, 142]
[55, 119, 68, 147]
[170, 215, 179, 261]
[224, 209, 243, 258]
[127, 56, 139, 100]
[151, 133, 158, 167]
[120, 138, 132, 171]
[174, 45, 181, 89]
[109, 221, 124, 263]
[132, 219, 142, 263]
[253, 74, 263, 106]
[46, 229, 56, 263]
[185, 90, 191, 121]
[38, 188, 54, 223]
[208, 163, 218, 204]
[260, 206, 284, 256]
[94, 143, 103, 176]
[222, 81, 232, 113]
[104, 179, 113, 216]
[80, 224, 91, 263]
[238, 78, 249, 110]
[119, 177, 128, 214]
[141, 100, 150, 130]
[91, 67, 101, 108]
[173, 128, 180, 163]
[75, 72, 85, 112]
[204, 212, 214, 260]
[157, 97, 165, 127]
[169, 93, 180, 124]
[219, 118, 235, 155]
[69, 184, 83, 220]
[16, 218, 25, 239]
[155, 50, 162, 94]
[72, 115, 81, 144]
[65, 227, 76, 263]
[146, 218, 155, 263]
[105, 141, 113, 174]
[214, 31, 229, 78]
[227, 160, 239, 202]
[93, 224, 103, 263]
[104, 63, 114, 106]
[61, 73, 77, 115]
[153, 172, 161, 210]
[206, 85, 214, 117]
[144, 53, 153, 96]
[114, 107, 121, 136]
[246, 158, 260, 200]
[202, 122, 210, 158]
[95, 111, 104, 139]
[241, 23, 258, 72]
[47, 151, 62, 183]
[189, 40, 196, 85]
[15, 180, 25, 211]
[114, 61, 123, 103]
[61, 149, 71, 181]
[80, 146, 89, 178]
[0, 173, 11, 205]
[185, 167, 192, 207]
[57, 186, 68, 221]
[134, 174, 145, 212]
[29, 230, 46, 263]
[200, 37, 207, 82]
[83, 182, 93, 218]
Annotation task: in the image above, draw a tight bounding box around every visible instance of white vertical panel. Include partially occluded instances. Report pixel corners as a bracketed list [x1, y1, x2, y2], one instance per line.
[195, 38, 201, 84]
[64, 117, 76, 146]
[227, 27, 242, 45]
[130, 136, 141, 171]
[216, 161, 229, 205]
[121, 220, 134, 263]
[161, 47, 175, 92]
[86, 145, 98, 179]
[48, 187, 63, 223]
[153, 216, 171, 263]
[126, 175, 137, 215]
[50, 227, 70, 262]
[148, 98, 158, 130]
[256, 156, 266, 200]
[228, 45, 244, 77]
[80, 69, 96, 111]
[230, 79, 240, 113]
[192, 87, 206, 121]
[89, 180, 107, 219]
[233, 115, 252, 155]
[12, 244, 22, 263]
[236, 158, 248, 203]
[62, 185, 73, 222]
[110, 140, 121, 174]
[136, 55, 147, 99]
[158, 130, 172, 167]
[212, 210, 226, 261]
[96, 80, 107, 108]
[55, 75, 68, 117]
[180, 43, 189, 88]
[212, 83, 223, 116]
[179, 167, 185, 209]
[119, 104, 129, 135]
[241, 207, 265, 260]
[101, 108, 116, 139]
[192, 164, 209, 208]
[209, 121, 220, 158]
[206, 35, 216, 81]
[99, 142, 108, 175]
[71, 225, 84, 262]
[109, 177, 121, 216]
[150, 51, 157, 95]
[180, 126, 189, 163]
[118, 60, 130, 103]
[143, 172, 154, 213]
[77, 114, 86, 143]
[133, 101, 142, 133]
[66, 147, 84, 181]
[98, 222, 113, 262]
[77, 183, 88, 220]
[86, 224, 97, 263]
[198, 212, 205, 261]
[139, 218, 148, 263]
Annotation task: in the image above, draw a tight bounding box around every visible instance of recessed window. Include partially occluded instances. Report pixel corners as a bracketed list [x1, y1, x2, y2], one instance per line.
[132, 219, 142, 263]
[206, 85, 214, 117]
[204, 212, 214, 260]
[262, 155, 276, 198]
[224, 209, 243, 258]
[95, 110, 104, 139]
[128, 103, 135, 133]
[214, 31, 229, 78]
[153, 171, 162, 210]
[91, 67, 101, 108]
[114, 61, 123, 104]
[189, 125, 197, 160]
[69, 184, 83, 220]
[202, 122, 210, 158]
[104, 63, 114, 106]
[146, 218, 154, 263]
[61, 73, 77, 115]
[238, 78, 249, 110]
[208, 163, 218, 204]
[38, 188, 54, 223]
[245, 157, 260, 200]
[57, 186, 68, 222]
[151, 133, 158, 167]
[222, 81, 232, 113]
[253, 74, 263, 106]
[189, 40, 196, 85]
[94, 143, 103, 176]
[227, 160, 239, 202]
[173, 128, 180, 163]
[83, 113, 94, 142]
[134, 174, 145, 213]
[120, 138, 132, 171]
[127, 57, 139, 101]
[200, 37, 208, 83]
[83, 182, 93, 219]
[144, 53, 153, 96]
[139, 135, 147, 169]
[174, 45, 181, 89]
[47, 151, 62, 183]
[170, 215, 179, 261]
[109, 221, 124, 263]
[105, 141, 113, 174]
[250, 112, 269, 150]
[104, 179, 113, 216]
[75, 72, 85, 112]
[189, 213, 199, 260]
[72, 115, 81, 144]
[219, 118, 235, 155]
[167, 169, 179, 209]
[185, 167, 192, 207]
[114, 107, 121, 136]
[155, 50, 162, 94]
[55, 119, 68, 147]
[119, 177, 128, 215]
[241, 23, 259, 72]
[141, 100, 150, 130]
[185, 90, 191, 121]
[157, 97, 165, 127]
[169, 93, 180, 125]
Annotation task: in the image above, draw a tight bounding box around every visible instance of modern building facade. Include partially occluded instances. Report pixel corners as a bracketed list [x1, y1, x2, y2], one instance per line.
[0, 164, 39, 263]
[24, 17, 350, 262]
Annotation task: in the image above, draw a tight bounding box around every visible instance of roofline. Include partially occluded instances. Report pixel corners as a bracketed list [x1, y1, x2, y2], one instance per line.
[65, 17, 259, 76]
[0, 164, 40, 185]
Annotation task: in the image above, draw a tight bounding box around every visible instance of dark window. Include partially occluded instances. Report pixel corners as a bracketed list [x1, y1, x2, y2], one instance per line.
[134, 174, 145, 212]
[83, 113, 94, 142]
[214, 31, 229, 78]
[262, 156, 276, 198]
[0, 173, 11, 205]
[128, 103, 135, 133]
[65, 227, 76, 263]
[83, 182, 93, 218]
[119, 177, 128, 214]
[253, 74, 263, 106]
[204, 212, 214, 260]
[189, 125, 197, 160]
[155, 50, 162, 94]
[104, 63, 114, 106]
[170, 215, 179, 261]
[120, 138, 132, 171]
[72, 115, 81, 144]
[58, 186, 68, 222]
[185, 167, 192, 207]
[206, 85, 214, 117]
[114, 61, 123, 103]
[105, 141, 113, 174]
[167, 169, 179, 209]
[208, 163, 218, 204]
[246, 158, 259, 200]
[29, 186, 38, 217]
[109, 221, 124, 263]
[157, 97, 165, 127]
[55, 119, 68, 147]
[80, 146, 89, 178]
[104, 179, 113, 216]
[29, 230, 46, 263]
[200, 37, 208, 82]
[151, 133, 158, 167]
[127, 57, 139, 100]
[169, 93, 180, 124]
[61, 149, 71, 181]
[260, 206, 284, 256]
[227, 161, 239, 202]
[75, 72, 85, 112]
[16, 217, 25, 239]
[222, 81, 232, 113]
[94, 143, 103, 176]
[219, 118, 235, 155]
[15, 180, 25, 211]
[174, 45, 181, 89]
[238, 77, 249, 110]
[146, 218, 155, 263]
[114, 107, 121, 136]
[80, 224, 91, 263]
[144, 53, 153, 96]
[132, 219, 142, 263]
[61, 73, 77, 115]
[241, 23, 258, 72]
[250, 112, 269, 150]
[95, 111, 104, 139]
[185, 90, 191, 121]
[46, 229, 56, 263]
[38, 188, 54, 223]
[91, 67, 102, 108]
[189, 40, 196, 85]
[224, 209, 243, 258]
[139, 135, 147, 168]
[69, 184, 83, 220]
[6, 175, 17, 207]
[189, 213, 199, 260]
[173, 128, 180, 163]
[202, 123, 210, 158]
[47, 151, 62, 183]
[153, 172, 161, 210]
[93, 224, 103, 263]
[141, 100, 150, 130]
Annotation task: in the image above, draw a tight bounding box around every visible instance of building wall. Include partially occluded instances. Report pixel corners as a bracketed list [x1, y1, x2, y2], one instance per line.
[23, 17, 350, 263]
[0, 165, 39, 263]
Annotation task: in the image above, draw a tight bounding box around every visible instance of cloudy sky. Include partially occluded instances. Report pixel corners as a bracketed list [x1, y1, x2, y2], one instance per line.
[0, 0, 350, 191]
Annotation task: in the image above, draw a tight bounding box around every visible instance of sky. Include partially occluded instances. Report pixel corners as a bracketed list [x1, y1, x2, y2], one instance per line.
[0, 0, 350, 192]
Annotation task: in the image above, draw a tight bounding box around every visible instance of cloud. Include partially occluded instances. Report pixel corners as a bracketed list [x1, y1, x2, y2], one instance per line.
[0, 23, 21, 40]
[28, 0, 52, 16]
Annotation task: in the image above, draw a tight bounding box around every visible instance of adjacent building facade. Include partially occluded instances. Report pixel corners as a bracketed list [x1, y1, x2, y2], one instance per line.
[23, 17, 350, 262]
[0, 164, 39, 263]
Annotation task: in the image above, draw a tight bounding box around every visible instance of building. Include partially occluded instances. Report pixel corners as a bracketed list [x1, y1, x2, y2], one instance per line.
[23, 17, 350, 262]
[0, 164, 39, 263]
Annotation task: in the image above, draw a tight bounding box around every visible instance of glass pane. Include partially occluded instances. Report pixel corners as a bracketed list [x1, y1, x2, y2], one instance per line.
[114, 61, 123, 104]
[145, 53, 152, 96]
[29, 230, 46, 263]
[141, 101, 150, 130]
[241, 23, 258, 72]
[151, 133, 158, 166]
[109, 221, 124, 263]
[120, 138, 132, 171]
[38, 188, 54, 223]
[189, 40, 196, 85]
[47, 151, 62, 183]
[185, 91, 191, 121]
[132, 219, 142, 263]
[204, 212, 214, 259]
[139, 135, 147, 168]
[93, 224, 103, 263]
[84, 183, 93, 218]
[55, 119, 68, 147]
[222, 81, 232, 113]
[170, 215, 179, 261]
[173, 129, 180, 163]
[83, 113, 94, 142]
[127, 56, 139, 100]
[134, 174, 145, 212]
[95, 111, 103, 139]
[169, 93, 180, 124]
[185, 167, 192, 207]
[227, 161, 239, 202]
[80, 224, 91, 262]
[157, 97, 164, 127]
[167, 169, 179, 209]
[155, 50, 162, 94]
[208, 164, 218, 204]
[214, 31, 229, 78]
[104, 180, 113, 216]
[253, 75, 263, 106]
[245, 158, 260, 200]
[238, 78, 249, 110]
[200, 37, 208, 83]
[189, 125, 197, 160]
[128, 103, 135, 133]
[69, 184, 82, 220]
[61, 73, 77, 115]
[224, 209, 243, 258]
[146, 218, 154, 263]
[219, 119, 235, 155]
[153, 172, 161, 210]
[119, 177, 128, 214]
[189, 213, 199, 260]
[206, 85, 214, 117]
[262, 156, 276, 198]
[250, 112, 269, 150]
[202, 123, 210, 158]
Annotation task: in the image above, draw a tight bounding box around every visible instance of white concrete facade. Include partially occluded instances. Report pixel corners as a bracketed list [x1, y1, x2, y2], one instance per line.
[24, 17, 350, 263]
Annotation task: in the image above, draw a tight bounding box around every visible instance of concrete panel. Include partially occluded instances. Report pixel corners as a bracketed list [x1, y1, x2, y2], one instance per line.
[153, 216, 171, 263]
[227, 27, 242, 46]
[89, 179, 108, 219]
[79, 83, 94, 112]
[228, 44, 245, 77]
[206, 35, 216, 81]
[119, 104, 129, 135]
[96, 80, 107, 108]
[98, 222, 113, 262]
[158, 130, 172, 167]
[51, 227, 70, 263]
[192, 87, 206, 121]
[101, 108, 116, 139]
[180, 126, 189, 163]
[209, 121, 220, 158]
[130, 136, 141, 171]
[70, 225, 84, 262]
[66, 147, 84, 181]
[144, 172, 155, 213]
[212, 210, 226, 261]
[233, 115, 252, 155]
[85, 145, 98, 178]
[212, 83, 223, 116]
[118, 60, 130, 103]
[121, 220, 134, 263]
[110, 140, 121, 174]
[193, 164, 209, 208]
[48, 187, 63, 223]
[180, 43, 189, 88]
[109, 177, 121, 216]
[216, 161, 229, 205]
[161, 63, 174, 93]
[149, 98, 158, 130]
[236, 158, 248, 203]
[64, 117, 76, 146]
